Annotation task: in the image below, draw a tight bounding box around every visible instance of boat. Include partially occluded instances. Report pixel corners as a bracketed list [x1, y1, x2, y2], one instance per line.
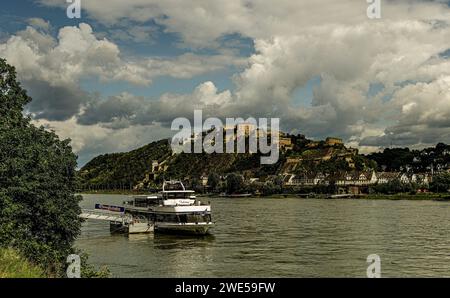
[81, 180, 214, 235]
[122, 180, 214, 235]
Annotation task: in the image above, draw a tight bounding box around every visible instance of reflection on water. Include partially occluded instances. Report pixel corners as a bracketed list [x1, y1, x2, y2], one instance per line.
[128, 233, 154, 242]
[76, 194, 450, 277]
[153, 234, 215, 250]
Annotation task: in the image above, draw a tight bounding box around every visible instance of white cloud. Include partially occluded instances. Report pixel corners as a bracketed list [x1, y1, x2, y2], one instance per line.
[20, 0, 450, 158]
[37, 0, 450, 47]
[360, 76, 450, 147]
[0, 22, 244, 121]
[27, 18, 51, 31]
[32, 117, 173, 167]
[221, 19, 450, 143]
[77, 81, 233, 128]
[0, 23, 147, 85]
[1, 22, 245, 86]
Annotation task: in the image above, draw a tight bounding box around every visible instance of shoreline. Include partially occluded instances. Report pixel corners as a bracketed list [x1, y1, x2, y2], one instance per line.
[78, 191, 450, 201]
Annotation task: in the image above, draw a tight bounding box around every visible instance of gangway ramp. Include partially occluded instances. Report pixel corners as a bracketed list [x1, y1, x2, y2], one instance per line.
[80, 209, 131, 224]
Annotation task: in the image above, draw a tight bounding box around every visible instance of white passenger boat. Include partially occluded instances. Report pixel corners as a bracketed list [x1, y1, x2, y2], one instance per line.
[123, 180, 214, 235]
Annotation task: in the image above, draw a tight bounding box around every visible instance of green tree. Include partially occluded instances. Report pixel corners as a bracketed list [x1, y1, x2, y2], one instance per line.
[274, 176, 284, 193]
[208, 172, 220, 192]
[226, 173, 244, 194]
[371, 179, 415, 194]
[0, 58, 82, 276]
[430, 173, 450, 193]
[190, 177, 204, 193]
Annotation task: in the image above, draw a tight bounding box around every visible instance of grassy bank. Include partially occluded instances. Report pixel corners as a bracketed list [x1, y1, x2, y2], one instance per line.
[0, 248, 46, 278]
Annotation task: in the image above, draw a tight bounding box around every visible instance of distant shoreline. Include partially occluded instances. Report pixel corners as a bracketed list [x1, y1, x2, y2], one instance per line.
[78, 191, 450, 201]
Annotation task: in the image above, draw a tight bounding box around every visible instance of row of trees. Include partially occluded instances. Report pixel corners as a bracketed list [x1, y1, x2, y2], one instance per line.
[369, 173, 450, 194]
[191, 171, 450, 196]
[370, 180, 421, 194]
[198, 173, 332, 196]
[367, 145, 450, 172]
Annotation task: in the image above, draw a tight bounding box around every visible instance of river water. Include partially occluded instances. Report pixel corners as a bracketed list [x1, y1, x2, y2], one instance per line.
[76, 194, 450, 277]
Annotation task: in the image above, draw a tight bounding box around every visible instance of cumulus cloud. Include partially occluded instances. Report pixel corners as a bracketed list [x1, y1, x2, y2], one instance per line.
[77, 81, 233, 128]
[216, 18, 450, 145]
[0, 23, 148, 122]
[25, 79, 91, 121]
[7, 0, 450, 164]
[0, 22, 244, 121]
[37, 0, 450, 47]
[32, 117, 173, 167]
[360, 76, 450, 147]
[0, 23, 149, 85]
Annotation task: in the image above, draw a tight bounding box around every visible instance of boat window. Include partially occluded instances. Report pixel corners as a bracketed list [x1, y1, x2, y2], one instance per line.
[186, 214, 210, 223]
[179, 215, 187, 223]
[164, 182, 185, 191]
[165, 192, 188, 199]
[156, 214, 182, 222]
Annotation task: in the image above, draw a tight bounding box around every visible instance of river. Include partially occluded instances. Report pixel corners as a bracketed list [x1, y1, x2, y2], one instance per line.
[76, 194, 450, 277]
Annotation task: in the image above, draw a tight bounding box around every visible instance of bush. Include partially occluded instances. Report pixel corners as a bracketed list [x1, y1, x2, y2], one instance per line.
[371, 179, 416, 194]
[430, 173, 450, 193]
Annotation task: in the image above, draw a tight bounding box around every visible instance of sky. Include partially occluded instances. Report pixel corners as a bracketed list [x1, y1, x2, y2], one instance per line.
[1, 0, 450, 166]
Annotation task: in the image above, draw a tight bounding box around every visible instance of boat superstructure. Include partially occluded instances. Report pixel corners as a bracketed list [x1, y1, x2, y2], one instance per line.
[124, 181, 213, 235]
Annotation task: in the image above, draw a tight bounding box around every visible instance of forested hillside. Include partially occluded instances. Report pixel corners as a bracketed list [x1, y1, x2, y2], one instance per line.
[78, 134, 376, 190]
[78, 139, 172, 189]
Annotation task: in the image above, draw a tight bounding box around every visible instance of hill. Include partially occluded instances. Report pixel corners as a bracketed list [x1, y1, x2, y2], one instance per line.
[78, 139, 171, 190]
[78, 133, 374, 191]
[78, 132, 450, 192]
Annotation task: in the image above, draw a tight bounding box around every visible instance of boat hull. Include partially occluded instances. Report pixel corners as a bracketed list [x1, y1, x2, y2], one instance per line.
[155, 222, 214, 235]
[128, 222, 154, 234]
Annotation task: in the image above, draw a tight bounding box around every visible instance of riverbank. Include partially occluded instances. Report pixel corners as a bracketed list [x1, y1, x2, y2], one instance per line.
[79, 191, 450, 201]
[363, 193, 450, 201]
[258, 193, 450, 200]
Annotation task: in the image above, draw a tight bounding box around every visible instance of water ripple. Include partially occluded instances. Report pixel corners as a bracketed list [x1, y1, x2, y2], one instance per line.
[76, 195, 450, 277]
